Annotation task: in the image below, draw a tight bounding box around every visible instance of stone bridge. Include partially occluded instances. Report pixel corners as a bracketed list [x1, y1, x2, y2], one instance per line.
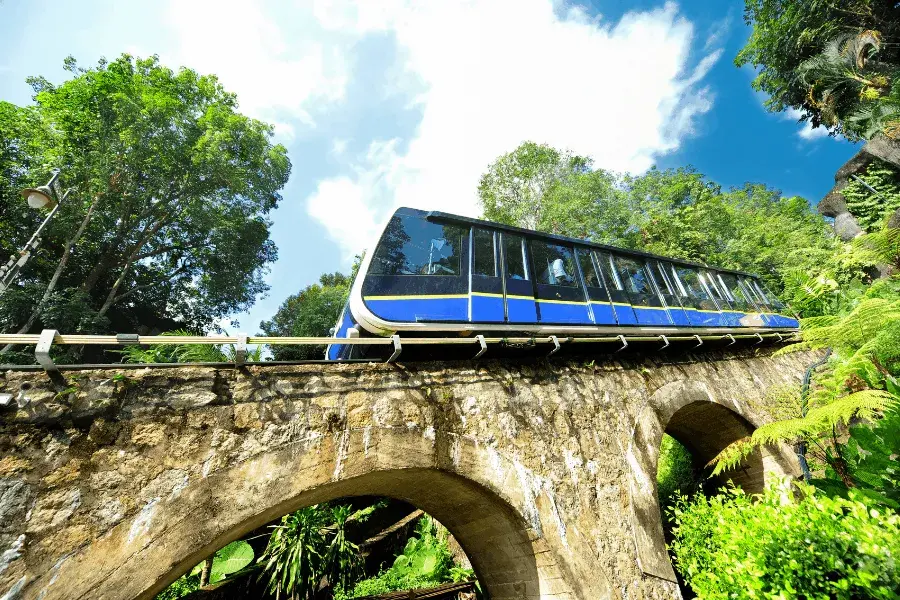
[0, 348, 816, 600]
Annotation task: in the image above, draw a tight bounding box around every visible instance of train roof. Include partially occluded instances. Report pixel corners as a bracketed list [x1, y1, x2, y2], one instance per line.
[412, 208, 762, 279]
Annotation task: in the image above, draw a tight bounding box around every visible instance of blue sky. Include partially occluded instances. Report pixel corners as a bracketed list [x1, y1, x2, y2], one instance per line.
[0, 0, 858, 334]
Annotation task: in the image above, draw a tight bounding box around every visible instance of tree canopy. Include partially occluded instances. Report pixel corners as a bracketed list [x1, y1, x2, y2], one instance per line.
[477, 142, 835, 294]
[0, 54, 290, 360]
[259, 269, 356, 361]
[737, 0, 900, 140]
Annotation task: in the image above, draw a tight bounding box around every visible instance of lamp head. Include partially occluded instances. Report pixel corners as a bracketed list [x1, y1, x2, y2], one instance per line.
[21, 186, 56, 210]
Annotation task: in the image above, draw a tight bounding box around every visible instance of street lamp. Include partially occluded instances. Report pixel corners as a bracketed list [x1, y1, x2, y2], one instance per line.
[0, 169, 69, 294]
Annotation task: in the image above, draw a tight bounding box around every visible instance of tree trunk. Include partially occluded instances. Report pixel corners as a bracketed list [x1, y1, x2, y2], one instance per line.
[199, 557, 213, 587]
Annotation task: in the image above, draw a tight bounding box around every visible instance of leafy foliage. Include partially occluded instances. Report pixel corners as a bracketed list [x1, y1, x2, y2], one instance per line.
[258, 503, 365, 600]
[338, 516, 454, 599]
[737, 0, 900, 139]
[669, 484, 900, 599]
[189, 540, 254, 584]
[119, 329, 263, 364]
[656, 434, 699, 519]
[259, 506, 328, 600]
[0, 54, 290, 361]
[812, 408, 900, 510]
[154, 574, 200, 600]
[260, 267, 358, 361]
[842, 159, 900, 231]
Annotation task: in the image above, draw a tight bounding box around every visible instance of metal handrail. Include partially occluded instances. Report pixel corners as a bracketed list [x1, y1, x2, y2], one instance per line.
[0, 329, 799, 375]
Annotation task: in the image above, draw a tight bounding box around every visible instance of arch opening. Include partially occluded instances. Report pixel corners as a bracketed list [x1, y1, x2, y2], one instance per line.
[627, 381, 797, 586]
[155, 493, 482, 600]
[81, 467, 548, 600]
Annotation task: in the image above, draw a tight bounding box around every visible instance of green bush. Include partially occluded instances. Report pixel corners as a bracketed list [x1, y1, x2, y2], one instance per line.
[669, 484, 900, 599]
[154, 574, 199, 600]
[337, 516, 454, 599]
[656, 434, 699, 516]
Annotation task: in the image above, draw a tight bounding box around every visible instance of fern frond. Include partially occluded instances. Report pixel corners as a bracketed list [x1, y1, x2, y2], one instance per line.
[708, 391, 897, 475]
[804, 390, 898, 429]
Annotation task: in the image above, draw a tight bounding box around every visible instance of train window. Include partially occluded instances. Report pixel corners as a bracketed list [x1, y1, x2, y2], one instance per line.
[473, 228, 497, 277]
[672, 266, 717, 309]
[613, 256, 654, 296]
[370, 214, 466, 276]
[718, 273, 753, 310]
[595, 251, 623, 290]
[740, 277, 769, 306]
[655, 263, 676, 295]
[576, 248, 601, 288]
[531, 241, 579, 287]
[755, 280, 786, 309]
[668, 265, 689, 298]
[702, 272, 729, 306]
[503, 234, 528, 280]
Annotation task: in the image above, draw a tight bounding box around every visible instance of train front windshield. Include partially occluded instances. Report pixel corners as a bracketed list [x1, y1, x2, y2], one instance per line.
[370, 214, 467, 277]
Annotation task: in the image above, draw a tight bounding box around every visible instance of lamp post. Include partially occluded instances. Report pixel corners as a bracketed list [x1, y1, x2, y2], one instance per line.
[0, 169, 70, 294]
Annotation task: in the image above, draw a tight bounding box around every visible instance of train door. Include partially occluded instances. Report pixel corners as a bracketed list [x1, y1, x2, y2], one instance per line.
[648, 260, 690, 326]
[529, 239, 592, 324]
[669, 264, 725, 326]
[611, 255, 673, 326]
[499, 233, 537, 323]
[469, 228, 504, 322]
[575, 247, 615, 325]
[593, 251, 638, 325]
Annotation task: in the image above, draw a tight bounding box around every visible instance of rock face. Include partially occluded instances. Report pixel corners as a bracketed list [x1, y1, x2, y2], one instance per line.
[0, 348, 816, 600]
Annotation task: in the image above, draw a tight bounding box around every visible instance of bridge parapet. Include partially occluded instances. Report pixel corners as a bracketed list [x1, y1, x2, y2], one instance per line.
[0, 348, 815, 600]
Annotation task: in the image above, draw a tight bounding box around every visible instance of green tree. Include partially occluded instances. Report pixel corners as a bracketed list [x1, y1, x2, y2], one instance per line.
[0, 54, 290, 361]
[478, 145, 834, 296]
[478, 142, 591, 231]
[737, 0, 900, 139]
[260, 261, 360, 361]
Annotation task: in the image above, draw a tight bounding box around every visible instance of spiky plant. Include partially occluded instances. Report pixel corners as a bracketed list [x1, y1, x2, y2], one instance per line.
[259, 506, 328, 600]
[323, 505, 362, 593]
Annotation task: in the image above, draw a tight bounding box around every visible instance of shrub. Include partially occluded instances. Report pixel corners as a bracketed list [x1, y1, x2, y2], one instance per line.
[669, 484, 900, 599]
[656, 434, 699, 517]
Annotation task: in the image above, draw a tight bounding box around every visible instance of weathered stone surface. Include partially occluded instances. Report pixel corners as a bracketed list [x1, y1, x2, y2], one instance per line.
[833, 211, 864, 241]
[0, 348, 816, 600]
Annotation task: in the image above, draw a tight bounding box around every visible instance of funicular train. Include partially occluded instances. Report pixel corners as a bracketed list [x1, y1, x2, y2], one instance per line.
[326, 207, 799, 361]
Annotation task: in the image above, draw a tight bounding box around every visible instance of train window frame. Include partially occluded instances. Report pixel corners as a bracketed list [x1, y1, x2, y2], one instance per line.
[369, 214, 467, 277]
[612, 255, 654, 297]
[655, 262, 676, 296]
[472, 227, 498, 277]
[672, 265, 718, 309]
[596, 251, 623, 290]
[669, 264, 689, 298]
[576, 247, 602, 288]
[502, 233, 529, 281]
[701, 271, 729, 306]
[530, 240, 580, 288]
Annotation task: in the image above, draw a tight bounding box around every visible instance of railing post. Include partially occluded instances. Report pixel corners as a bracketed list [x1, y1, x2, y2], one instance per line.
[234, 333, 248, 366]
[35, 329, 58, 374]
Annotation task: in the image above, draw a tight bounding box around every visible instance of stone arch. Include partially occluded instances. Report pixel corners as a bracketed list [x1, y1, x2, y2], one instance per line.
[30, 428, 586, 600]
[625, 380, 798, 582]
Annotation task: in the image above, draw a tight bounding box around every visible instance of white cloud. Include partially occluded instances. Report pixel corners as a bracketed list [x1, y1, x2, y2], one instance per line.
[306, 0, 722, 259]
[164, 0, 350, 126]
[785, 107, 830, 141]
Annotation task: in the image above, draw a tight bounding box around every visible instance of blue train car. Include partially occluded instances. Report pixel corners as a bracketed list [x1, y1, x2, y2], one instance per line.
[327, 207, 799, 360]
